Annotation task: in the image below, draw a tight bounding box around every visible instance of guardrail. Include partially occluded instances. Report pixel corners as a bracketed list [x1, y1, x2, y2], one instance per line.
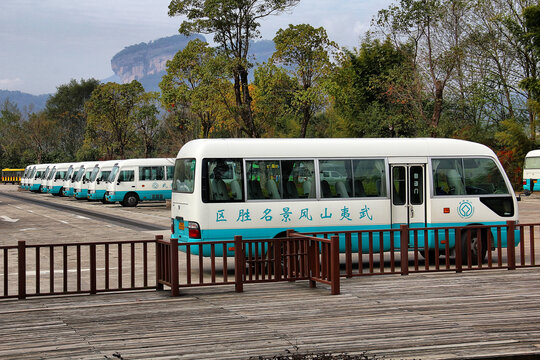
[2, 221, 539, 300]
[1, 239, 155, 299]
[156, 232, 340, 296]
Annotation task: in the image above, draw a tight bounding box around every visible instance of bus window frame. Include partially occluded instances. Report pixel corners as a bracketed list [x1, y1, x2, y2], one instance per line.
[202, 158, 244, 203]
[244, 157, 317, 202]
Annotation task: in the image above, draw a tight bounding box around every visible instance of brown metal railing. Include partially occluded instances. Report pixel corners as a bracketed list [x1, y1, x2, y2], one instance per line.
[2, 221, 538, 300]
[300, 221, 540, 277]
[156, 233, 341, 296]
[1, 238, 155, 299]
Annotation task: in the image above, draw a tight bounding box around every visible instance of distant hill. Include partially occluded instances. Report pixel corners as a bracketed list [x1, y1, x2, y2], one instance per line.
[0, 90, 50, 113]
[109, 34, 276, 92]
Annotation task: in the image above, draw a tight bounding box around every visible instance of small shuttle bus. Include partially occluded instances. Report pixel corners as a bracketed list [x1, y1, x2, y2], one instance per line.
[73, 161, 101, 200]
[20, 165, 34, 190]
[170, 138, 519, 260]
[24, 165, 37, 190]
[62, 162, 83, 197]
[104, 158, 175, 207]
[45, 163, 71, 196]
[38, 165, 52, 193]
[28, 164, 50, 192]
[523, 149, 540, 192]
[87, 160, 120, 202]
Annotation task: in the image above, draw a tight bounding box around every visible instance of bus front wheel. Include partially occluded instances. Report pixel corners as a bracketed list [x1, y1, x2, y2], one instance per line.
[461, 229, 487, 265]
[121, 193, 139, 207]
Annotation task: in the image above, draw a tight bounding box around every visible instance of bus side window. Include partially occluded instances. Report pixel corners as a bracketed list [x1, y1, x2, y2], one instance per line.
[319, 159, 352, 198]
[205, 159, 243, 202]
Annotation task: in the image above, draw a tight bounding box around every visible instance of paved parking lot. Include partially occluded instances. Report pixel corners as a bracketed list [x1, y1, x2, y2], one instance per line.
[0, 185, 170, 245]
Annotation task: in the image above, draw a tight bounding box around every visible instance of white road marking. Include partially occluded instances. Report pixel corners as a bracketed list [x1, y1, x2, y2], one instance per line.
[1, 215, 19, 223]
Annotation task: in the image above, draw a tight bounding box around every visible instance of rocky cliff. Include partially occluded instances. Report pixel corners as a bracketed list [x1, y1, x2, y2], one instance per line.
[110, 35, 275, 91]
[110, 34, 205, 86]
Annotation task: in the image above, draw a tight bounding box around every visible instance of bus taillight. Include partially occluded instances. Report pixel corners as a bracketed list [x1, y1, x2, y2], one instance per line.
[188, 222, 201, 239]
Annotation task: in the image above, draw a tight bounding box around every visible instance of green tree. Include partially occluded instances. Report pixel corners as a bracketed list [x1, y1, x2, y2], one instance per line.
[271, 24, 338, 137]
[168, 0, 300, 137]
[252, 62, 299, 137]
[0, 100, 25, 168]
[521, 3, 540, 142]
[134, 92, 161, 158]
[160, 39, 233, 139]
[375, 0, 466, 136]
[24, 111, 57, 164]
[45, 78, 100, 160]
[328, 38, 419, 137]
[84, 81, 145, 158]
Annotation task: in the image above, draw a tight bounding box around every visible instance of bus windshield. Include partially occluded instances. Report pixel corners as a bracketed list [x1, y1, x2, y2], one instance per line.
[47, 167, 56, 180]
[65, 166, 73, 180]
[107, 165, 119, 182]
[89, 165, 100, 182]
[74, 166, 85, 182]
[524, 156, 540, 169]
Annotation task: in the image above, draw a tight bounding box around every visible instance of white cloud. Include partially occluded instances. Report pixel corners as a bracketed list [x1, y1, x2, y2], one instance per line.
[0, 78, 23, 90]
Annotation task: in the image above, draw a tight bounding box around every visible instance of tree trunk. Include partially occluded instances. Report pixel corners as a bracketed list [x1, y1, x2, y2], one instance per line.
[430, 80, 443, 137]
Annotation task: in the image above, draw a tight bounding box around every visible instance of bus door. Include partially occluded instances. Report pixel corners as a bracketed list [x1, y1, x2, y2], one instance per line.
[391, 164, 426, 232]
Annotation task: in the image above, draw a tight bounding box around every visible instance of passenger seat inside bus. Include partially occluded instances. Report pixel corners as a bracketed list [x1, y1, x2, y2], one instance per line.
[230, 180, 242, 200]
[284, 181, 298, 199]
[211, 179, 230, 200]
[266, 179, 281, 199]
[248, 180, 264, 199]
[335, 181, 349, 198]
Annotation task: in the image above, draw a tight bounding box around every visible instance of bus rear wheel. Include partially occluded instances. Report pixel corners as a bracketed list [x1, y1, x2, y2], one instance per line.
[121, 193, 139, 207]
[461, 229, 487, 265]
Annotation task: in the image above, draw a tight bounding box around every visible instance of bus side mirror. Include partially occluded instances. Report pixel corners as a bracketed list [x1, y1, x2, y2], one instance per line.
[117, 180, 121, 185]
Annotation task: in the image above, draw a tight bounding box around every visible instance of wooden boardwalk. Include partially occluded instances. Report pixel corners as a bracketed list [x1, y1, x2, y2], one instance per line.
[1, 267, 540, 359]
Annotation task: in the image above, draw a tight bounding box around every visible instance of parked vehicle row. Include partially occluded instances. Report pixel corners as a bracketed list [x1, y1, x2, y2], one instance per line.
[19, 158, 175, 207]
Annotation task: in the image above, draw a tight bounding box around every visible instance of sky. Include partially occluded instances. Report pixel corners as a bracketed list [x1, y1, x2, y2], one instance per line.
[0, 0, 392, 95]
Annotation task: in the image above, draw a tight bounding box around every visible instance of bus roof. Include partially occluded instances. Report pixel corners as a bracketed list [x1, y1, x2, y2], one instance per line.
[176, 138, 498, 159]
[525, 149, 540, 158]
[113, 158, 175, 167]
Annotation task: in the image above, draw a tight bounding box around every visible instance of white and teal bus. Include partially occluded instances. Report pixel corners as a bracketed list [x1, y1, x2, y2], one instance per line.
[46, 162, 72, 196]
[62, 162, 83, 197]
[73, 161, 101, 200]
[28, 164, 51, 192]
[104, 158, 175, 207]
[87, 160, 120, 202]
[523, 149, 540, 192]
[171, 138, 519, 260]
[20, 165, 35, 190]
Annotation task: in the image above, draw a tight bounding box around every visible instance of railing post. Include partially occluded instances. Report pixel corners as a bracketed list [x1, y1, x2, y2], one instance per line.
[90, 244, 97, 294]
[400, 225, 409, 276]
[454, 228, 462, 273]
[507, 221, 516, 271]
[273, 238, 282, 280]
[18, 240, 26, 300]
[234, 236, 244, 293]
[155, 235, 164, 291]
[170, 238, 179, 296]
[345, 233, 352, 278]
[330, 236, 341, 295]
[308, 240, 317, 288]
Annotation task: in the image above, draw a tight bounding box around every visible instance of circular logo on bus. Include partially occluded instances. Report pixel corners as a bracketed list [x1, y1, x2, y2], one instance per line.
[458, 200, 474, 219]
[152, 182, 159, 189]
